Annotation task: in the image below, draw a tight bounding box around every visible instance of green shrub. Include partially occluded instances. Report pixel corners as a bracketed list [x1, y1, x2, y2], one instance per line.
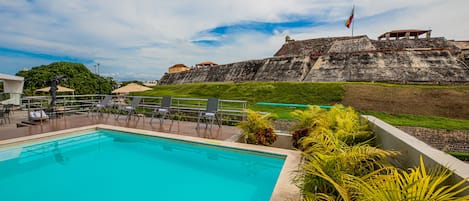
[349, 156, 469, 201]
[296, 128, 398, 200]
[293, 105, 468, 200]
[293, 105, 398, 200]
[290, 105, 374, 149]
[237, 109, 277, 146]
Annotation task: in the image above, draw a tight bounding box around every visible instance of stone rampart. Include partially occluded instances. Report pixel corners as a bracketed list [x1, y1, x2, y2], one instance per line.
[274, 36, 367, 56]
[159, 35, 469, 85]
[304, 50, 469, 82]
[159, 56, 311, 85]
[372, 37, 457, 51]
[398, 126, 469, 153]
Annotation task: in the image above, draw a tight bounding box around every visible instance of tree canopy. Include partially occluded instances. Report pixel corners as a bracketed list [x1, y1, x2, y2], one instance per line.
[121, 80, 144, 87]
[16, 62, 116, 95]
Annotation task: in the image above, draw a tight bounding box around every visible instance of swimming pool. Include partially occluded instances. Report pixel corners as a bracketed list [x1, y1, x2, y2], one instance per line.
[0, 129, 286, 201]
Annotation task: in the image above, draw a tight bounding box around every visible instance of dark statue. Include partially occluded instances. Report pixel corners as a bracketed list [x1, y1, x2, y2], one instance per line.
[49, 75, 66, 108]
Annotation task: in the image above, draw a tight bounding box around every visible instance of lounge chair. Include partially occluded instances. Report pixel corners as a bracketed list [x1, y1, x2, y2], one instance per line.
[196, 98, 221, 129]
[88, 95, 113, 116]
[150, 96, 172, 125]
[29, 110, 49, 121]
[116, 97, 142, 120]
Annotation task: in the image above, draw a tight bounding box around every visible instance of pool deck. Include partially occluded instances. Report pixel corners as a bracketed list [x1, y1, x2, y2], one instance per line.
[0, 110, 241, 142]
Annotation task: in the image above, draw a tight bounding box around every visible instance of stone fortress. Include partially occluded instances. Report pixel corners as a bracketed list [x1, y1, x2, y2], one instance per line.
[159, 30, 469, 85]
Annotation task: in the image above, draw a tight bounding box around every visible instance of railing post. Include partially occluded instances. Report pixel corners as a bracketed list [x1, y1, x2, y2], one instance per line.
[243, 102, 247, 121]
[219, 101, 223, 125]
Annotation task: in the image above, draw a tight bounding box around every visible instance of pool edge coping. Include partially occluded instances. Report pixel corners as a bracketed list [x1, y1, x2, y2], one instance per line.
[0, 124, 301, 201]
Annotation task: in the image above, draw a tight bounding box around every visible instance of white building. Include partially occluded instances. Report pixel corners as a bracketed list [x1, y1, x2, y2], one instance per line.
[143, 80, 158, 86]
[0, 73, 24, 105]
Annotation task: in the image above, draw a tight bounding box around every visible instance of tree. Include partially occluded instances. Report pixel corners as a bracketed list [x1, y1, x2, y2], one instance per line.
[16, 62, 116, 95]
[121, 80, 144, 86]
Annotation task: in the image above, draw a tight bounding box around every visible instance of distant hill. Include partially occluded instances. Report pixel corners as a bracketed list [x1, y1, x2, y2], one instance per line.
[16, 62, 115, 95]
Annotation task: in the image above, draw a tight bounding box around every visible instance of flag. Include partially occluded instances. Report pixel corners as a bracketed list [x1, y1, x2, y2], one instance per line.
[345, 6, 355, 28]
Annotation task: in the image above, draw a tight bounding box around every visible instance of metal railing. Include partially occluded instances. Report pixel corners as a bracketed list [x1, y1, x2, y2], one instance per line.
[22, 95, 247, 125]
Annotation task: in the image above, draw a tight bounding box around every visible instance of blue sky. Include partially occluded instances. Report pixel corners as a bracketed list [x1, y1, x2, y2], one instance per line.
[1, 0, 468, 81]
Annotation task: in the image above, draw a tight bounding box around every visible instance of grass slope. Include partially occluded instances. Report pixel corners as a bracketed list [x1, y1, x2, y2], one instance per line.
[363, 111, 469, 131]
[136, 82, 344, 118]
[134, 82, 469, 130]
[138, 82, 344, 104]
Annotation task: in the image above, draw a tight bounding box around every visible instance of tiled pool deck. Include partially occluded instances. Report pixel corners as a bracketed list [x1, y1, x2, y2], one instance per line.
[0, 111, 240, 141]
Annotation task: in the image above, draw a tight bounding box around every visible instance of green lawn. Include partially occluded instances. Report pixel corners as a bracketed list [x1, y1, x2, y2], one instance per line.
[133, 82, 469, 130]
[136, 81, 344, 105]
[362, 111, 469, 131]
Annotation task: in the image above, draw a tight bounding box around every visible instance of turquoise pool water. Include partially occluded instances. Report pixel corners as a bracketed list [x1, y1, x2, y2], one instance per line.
[0, 130, 285, 201]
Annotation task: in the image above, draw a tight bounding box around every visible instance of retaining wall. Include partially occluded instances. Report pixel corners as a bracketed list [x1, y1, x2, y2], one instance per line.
[367, 115, 469, 195]
[398, 126, 469, 153]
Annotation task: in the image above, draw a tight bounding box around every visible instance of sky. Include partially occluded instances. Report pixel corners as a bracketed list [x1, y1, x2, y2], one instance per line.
[1, 0, 468, 81]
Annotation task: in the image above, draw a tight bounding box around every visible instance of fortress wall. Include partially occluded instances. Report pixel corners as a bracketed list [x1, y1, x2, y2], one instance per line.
[159, 56, 311, 85]
[274, 36, 368, 56]
[159, 36, 469, 85]
[207, 59, 264, 82]
[253, 56, 312, 82]
[158, 67, 211, 85]
[304, 50, 469, 82]
[371, 38, 456, 50]
[328, 37, 376, 53]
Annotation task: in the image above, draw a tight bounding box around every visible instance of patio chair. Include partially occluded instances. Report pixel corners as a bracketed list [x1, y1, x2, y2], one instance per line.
[2, 104, 12, 124]
[150, 96, 173, 125]
[0, 110, 5, 125]
[116, 97, 142, 120]
[88, 95, 113, 116]
[196, 98, 221, 129]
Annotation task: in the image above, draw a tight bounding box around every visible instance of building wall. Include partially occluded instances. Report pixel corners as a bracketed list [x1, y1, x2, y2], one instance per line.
[168, 66, 190, 73]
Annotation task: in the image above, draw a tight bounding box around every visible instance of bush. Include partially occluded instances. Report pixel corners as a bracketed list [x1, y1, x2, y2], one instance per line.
[237, 109, 278, 146]
[291, 128, 309, 149]
[349, 156, 469, 201]
[293, 105, 468, 200]
[290, 105, 374, 149]
[254, 128, 277, 146]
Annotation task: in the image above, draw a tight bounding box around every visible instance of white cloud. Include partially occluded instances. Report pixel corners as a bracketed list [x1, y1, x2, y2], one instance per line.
[0, 0, 468, 80]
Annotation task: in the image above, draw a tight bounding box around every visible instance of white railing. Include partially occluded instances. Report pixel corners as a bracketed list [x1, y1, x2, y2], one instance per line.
[22, 95, 247, 124]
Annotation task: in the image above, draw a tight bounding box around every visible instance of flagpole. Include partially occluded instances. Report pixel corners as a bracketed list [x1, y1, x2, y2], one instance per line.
[352, 5, 355, 37]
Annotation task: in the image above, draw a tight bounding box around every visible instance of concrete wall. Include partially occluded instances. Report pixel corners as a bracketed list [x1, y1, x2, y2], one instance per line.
[270, 132, 294, 150]
[367, 115, 469, 195]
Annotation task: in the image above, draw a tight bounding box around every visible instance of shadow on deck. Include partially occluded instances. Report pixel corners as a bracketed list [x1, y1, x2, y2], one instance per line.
[0, 111, 241, 142]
